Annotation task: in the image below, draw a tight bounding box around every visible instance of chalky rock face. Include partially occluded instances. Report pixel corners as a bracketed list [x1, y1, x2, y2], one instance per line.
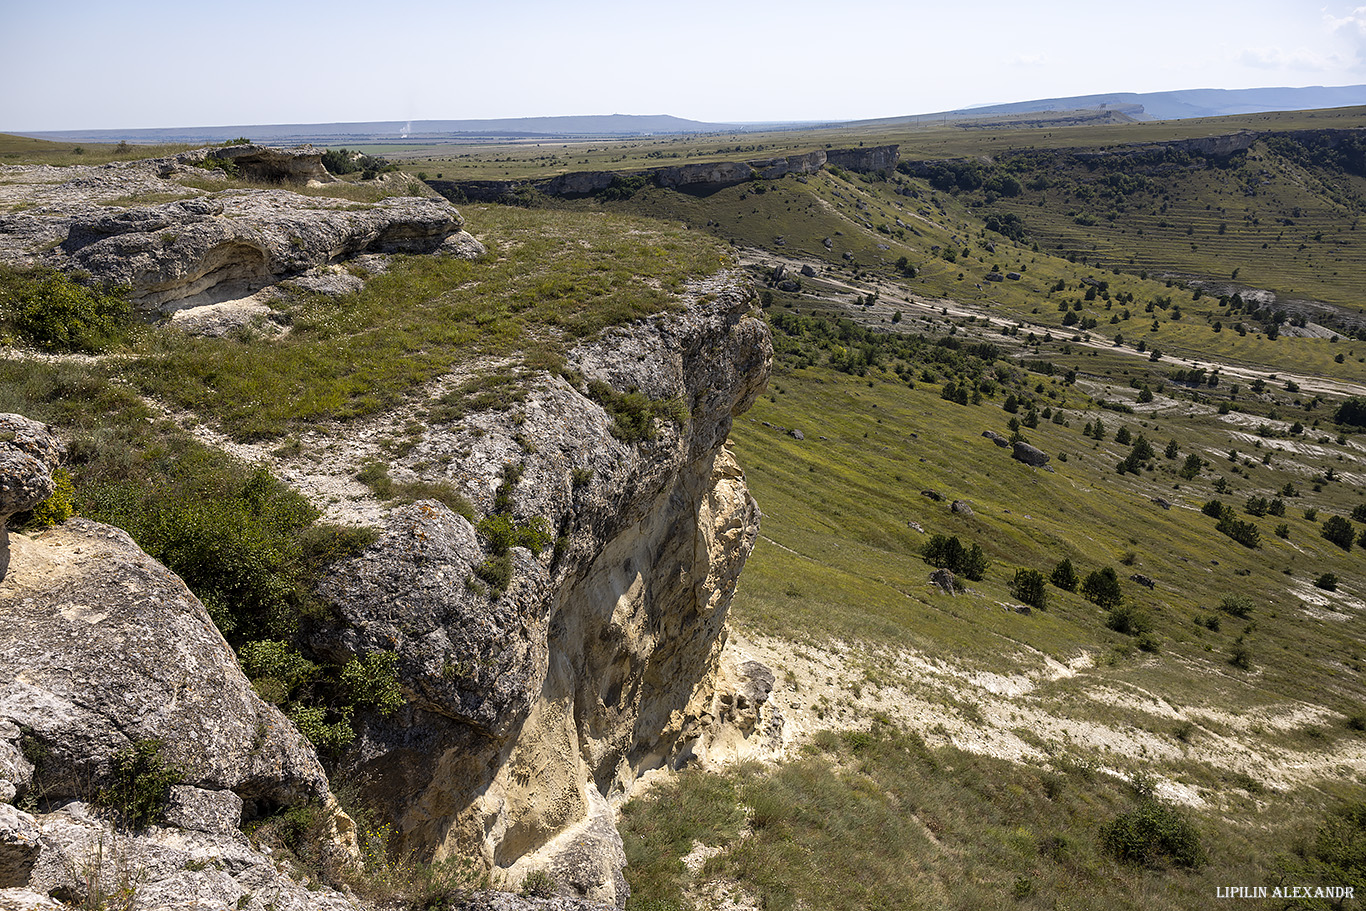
[313, 281, 772, 905]
[0, 519, 331, 813]
[0, 414, 65, 583]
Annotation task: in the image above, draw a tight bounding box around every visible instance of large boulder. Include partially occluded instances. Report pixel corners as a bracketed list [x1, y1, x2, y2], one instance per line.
[1012, 441, 1051, 467]
[0, 519, 332, 815]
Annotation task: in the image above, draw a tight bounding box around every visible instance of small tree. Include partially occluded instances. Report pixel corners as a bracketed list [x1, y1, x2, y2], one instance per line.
[1011, 569, 1048, 610]
[960, 543, 989, 582]
[1322, 515, 1356, 551]
[1179, 453, 1204, 479]
[1050, 558, 1079, 592]
[1081, 567, 1123, 609]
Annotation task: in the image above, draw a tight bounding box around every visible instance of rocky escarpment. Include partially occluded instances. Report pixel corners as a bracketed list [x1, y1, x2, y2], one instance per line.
[0, 147, 484, 312]
[0, 485, 359, 908]
[308, 278, 773, 906]
[429, 145, 897, 203]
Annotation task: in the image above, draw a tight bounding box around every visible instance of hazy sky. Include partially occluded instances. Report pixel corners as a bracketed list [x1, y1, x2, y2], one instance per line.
[5, 0, 1366, 131]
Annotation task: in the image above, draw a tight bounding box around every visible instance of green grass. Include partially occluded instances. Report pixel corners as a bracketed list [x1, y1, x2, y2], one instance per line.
[0, 132, 197, 166]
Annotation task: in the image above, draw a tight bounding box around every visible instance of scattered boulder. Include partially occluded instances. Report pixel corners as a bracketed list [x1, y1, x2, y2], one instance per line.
[772, 264, 787, 283]
[982, 430, 1010, 448]
[777, 279, 800, 293]
[950, 500, 974, 517]
[1130, 573, 1156, 589]
[985, 272, 1004, 282]
[0, 414, 65, 583]
[930, 568, 957, 594]
[907, 521, 923, 533]
[1151, 497, 1173, 510]
[789, 428, 804, 441]
[1012, 441, 1050, 467]
[921, 489, 946, 502]
[800, 264, 816, 277]
[1006, 272, 1022, 281]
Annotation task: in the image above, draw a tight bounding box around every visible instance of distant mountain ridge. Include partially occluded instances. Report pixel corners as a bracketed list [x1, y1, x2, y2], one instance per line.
[18, 114, 769, 145]
[940, 84, 1366, 121]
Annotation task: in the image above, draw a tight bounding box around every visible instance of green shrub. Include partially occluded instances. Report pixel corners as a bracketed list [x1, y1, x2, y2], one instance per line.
[341, 652, 405, 715]
[585, 379, 685, 443]
[923, 534, 988, 581]
[83, 460, 324, 645]
[0, 265, 131, 353]
[1315, 573, 1339, 592]
[520, 869, 557, 898]
[1218, 594, 1254, 618]
[1106, 604, 1153, 636]
[12, 466, 74, 530]
[1098, 800, 1206, 868]
[287, 703, 354, 754]
[1276, 800, 1366, 898]
[1322, 515, 1356, 551]
[98, 740, 182, 831]
[238, 640, 319, 704]
[1217, 511, 1261, 548]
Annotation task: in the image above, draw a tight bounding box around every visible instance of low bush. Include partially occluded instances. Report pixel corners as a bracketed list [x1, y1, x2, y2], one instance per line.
[923, 534, 988, 581]
[1099, 800, 1206, 868]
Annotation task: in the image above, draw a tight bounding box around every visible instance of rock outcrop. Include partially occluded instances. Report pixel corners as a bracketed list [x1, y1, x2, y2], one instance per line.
[309, 278, 773, 906]
[60, 192, 481, 311]
[193, 144, 335, 184]
[0, 415, 64, 583]
[0, 149, 484, 312]
[6, 801, 357, 910]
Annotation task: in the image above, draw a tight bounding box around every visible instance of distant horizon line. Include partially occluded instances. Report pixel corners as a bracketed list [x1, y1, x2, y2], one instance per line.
[8, 82, 1365, 139]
